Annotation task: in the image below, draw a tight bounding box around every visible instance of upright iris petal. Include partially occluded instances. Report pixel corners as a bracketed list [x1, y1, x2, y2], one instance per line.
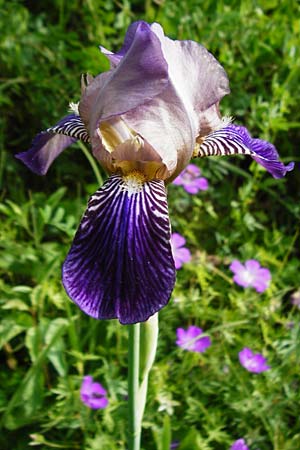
[17, 20, 294, 324]
[81, 21, 230, 181]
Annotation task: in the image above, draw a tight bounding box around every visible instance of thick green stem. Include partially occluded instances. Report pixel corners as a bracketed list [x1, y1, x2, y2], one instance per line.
[128, 323, 141, 450]
[127, 314, 159, 450]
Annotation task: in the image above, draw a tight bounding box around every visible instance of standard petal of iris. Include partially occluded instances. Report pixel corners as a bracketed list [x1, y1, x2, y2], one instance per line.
[151, 23, 230, 132]
[195, 124, 294, 178]
[100, 21, 152, 67]
[16, 114, 89, 175]
[80, 21, 169, 134]
[62, 174, 176, 324]
[123, 25, 230, 179]
[123, 90, 195, 177]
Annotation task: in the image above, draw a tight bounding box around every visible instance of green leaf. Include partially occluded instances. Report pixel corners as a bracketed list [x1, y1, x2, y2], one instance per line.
[3, 318, 68, 429]
[0, 320, 26, 349]
[178, 428, 211, 450]
[161, 415, 171, 450]
[45, 318, 68, 377]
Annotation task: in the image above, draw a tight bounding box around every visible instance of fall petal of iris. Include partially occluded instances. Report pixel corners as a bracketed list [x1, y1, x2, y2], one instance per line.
[62, 175, 176, 324]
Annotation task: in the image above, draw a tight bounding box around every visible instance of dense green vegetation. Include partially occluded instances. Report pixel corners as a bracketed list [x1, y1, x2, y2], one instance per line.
[1, 1, 299, 449]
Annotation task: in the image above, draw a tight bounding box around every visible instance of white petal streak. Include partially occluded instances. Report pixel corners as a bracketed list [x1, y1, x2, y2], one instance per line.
[195, 129, 254, 158]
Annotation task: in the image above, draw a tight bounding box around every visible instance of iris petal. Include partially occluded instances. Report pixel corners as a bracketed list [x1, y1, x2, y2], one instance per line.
[100, 21, 148, 67]
[195, 124, 294, 178]
[123, 25, 230, 179]
[62, 174, 176, 324]
[80, 21, 169, 131]
[16, 114, 89, 175]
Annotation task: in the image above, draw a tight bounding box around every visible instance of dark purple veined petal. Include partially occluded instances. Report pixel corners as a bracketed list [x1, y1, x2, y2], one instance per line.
[62, 174, 176, 324]
[195, 124, 294, 179]
[16, 114, 89, 175]
[47, 114, 90, 143]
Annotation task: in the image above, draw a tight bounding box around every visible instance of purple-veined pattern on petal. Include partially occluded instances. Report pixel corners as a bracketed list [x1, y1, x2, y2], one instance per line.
[195, 124, 294, 178]
[16, 114, 89, 175]
[62, 174, 176, 324]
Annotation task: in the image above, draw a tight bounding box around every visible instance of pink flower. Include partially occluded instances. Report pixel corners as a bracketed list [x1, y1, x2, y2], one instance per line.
[176, 325, 211, 353]
[291, 289, 300, 308]
[238, 347, 270, 373]
[170, 233, 191, 269]
[173, 163, 209, 194]
[230, 438, 249, 450]
[80, 375, 109, 409]
[229, 259, 271, 293]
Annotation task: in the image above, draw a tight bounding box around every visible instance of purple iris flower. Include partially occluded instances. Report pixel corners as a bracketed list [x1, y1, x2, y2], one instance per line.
[173, 163, 208, 193]
[170, 233, 191, 269]
[230, 438, 249, 450]
[17, 21, 293, 325]
[80, 375, 109, 409]
[238, 347, 270, 373]
[176, 326, 211, 353]
[229, 259, 271, 293]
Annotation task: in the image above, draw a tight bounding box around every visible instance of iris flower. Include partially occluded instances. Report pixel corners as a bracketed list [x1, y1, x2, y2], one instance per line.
[17, 21, 294, 325]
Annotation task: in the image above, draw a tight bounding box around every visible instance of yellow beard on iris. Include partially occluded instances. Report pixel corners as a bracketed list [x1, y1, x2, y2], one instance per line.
[98, 119, 167, 182]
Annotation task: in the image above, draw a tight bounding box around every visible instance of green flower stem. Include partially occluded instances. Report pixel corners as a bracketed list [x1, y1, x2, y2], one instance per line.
[128, 323, 141, 450]
[128, 314, 159, 450]
[77, 141, 103, 186]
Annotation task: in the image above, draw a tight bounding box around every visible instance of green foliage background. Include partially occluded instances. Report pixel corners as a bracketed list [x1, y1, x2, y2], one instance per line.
[0, 0, 299, 449]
